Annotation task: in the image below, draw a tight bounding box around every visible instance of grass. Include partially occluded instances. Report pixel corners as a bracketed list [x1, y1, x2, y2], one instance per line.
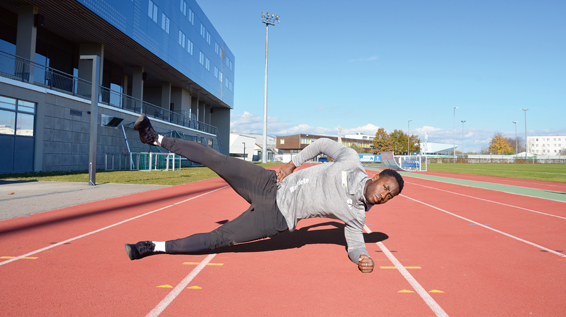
[0, 162, 284, 186]
[427, 163, 566, 183]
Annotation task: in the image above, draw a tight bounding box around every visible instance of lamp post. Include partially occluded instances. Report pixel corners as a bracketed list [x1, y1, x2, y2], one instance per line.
[407, 119, 412, 155]
[261, 12, 280, 163]
[453, 107, 458, 162]
[513, 121, 518, 155]
[461, 120, 466, 156]
[522, 109, 529, 161]
[242, 142, 246, 161]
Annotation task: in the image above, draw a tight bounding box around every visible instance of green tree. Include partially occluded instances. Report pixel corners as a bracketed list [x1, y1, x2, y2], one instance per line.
[488, 133, 514, 154]
[372, 128, 393, 154]
[389, 129, 420, 154]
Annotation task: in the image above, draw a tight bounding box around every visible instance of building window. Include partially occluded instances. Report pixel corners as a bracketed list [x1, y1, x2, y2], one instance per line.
[161, 13, 170, 33]
[205, 57, 210, 71]
[200, 24, 206, 38]
[199, 51, 205, 65]
[280, 139, 285, 145]
[187, 39, 193, 55]
[178, 31, 186, 48]
[188, 8, 194, 24]
[215, 42, 219, 55]
[206, 31, 211, 45]
[0, 96, 35, 136]
[301, 138, 312, 145]
[148, 0, 158, 23]
[214, 66, 218, 78]
[180, 0, 186, 15]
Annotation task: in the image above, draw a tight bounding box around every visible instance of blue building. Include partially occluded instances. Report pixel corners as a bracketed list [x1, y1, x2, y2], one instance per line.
[0, 0, 234, 173]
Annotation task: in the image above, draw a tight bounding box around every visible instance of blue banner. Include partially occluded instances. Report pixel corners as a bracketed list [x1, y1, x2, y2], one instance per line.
[359, 154, 382, 163]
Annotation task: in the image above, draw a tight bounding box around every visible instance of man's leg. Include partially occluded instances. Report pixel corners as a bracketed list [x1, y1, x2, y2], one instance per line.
[161, 137, 272, 204]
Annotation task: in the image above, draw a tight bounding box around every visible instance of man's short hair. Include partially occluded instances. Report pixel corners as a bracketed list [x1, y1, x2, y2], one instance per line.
[379, 169, 404, 194]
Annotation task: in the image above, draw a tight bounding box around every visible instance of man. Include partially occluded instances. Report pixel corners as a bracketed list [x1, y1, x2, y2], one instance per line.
[125, 114, 404, 273]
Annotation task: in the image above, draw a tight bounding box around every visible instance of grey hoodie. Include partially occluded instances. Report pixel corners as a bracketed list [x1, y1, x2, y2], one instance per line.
[276, 138, 373, 264]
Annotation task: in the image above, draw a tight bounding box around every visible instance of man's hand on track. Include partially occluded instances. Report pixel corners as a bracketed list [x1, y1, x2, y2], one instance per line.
[358, 255, 374, 273]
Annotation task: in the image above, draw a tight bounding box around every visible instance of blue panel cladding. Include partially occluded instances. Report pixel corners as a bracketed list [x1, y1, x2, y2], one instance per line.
[75, 0, 235, 108]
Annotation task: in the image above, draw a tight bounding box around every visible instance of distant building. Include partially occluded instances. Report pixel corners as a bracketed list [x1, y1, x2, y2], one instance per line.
[344, 132, 374, 141]
[276, 134, 373, 154]
[229, 132, 278, 161]
[527, 136, 566, 155]
[421, 142, 457, 156]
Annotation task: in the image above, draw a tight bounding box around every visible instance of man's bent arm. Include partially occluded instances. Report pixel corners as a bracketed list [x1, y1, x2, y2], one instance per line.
[291, 138, 344, 167]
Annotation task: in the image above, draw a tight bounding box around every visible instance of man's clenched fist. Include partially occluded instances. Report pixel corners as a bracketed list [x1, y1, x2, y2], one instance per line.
[358, 255, 374, 273]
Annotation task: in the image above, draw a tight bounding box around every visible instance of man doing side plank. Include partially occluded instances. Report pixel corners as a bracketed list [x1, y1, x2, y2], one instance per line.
[125, 114, 404, 273]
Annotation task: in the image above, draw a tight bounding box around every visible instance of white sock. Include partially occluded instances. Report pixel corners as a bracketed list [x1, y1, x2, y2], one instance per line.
[153, 134, 164, 147]
[153, 241, 166, 252]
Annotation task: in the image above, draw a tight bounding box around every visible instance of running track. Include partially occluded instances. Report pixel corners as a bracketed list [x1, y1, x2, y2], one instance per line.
[1, 164, 565, 316]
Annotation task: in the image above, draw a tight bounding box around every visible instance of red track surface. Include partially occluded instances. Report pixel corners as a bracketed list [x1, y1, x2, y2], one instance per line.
[1, 165, 565, 316]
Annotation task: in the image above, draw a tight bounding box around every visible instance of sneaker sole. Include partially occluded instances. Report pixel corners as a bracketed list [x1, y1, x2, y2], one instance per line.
[133, 114, 148, 131]
[124, 244, 135, 261]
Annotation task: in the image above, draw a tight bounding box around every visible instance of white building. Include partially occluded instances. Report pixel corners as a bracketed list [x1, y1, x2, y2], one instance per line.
[421, 142, 458, 156]
[229, 132, 278, 161]
[345, 133, 374, 141]
[527, 136, 566, 155]
[229, 133, 256, 161]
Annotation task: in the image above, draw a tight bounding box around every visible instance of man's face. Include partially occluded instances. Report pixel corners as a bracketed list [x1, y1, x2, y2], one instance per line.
[364, 175, 400, 205]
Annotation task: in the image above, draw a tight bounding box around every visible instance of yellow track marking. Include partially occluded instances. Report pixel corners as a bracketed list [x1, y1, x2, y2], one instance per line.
[157, 285, 173, 288]
[398, 289, 415, 293]
[0, 256, 38, 260]
[429, 290, 444, 293]
[186, 286, 202, 289]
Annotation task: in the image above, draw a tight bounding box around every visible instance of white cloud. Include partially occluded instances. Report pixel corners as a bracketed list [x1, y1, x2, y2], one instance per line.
[342, 123, 380, 136]
[348, 56, 378, 63]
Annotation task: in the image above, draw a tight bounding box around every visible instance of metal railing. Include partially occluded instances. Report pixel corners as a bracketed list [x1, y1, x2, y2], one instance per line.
[0, 50, 219, 136]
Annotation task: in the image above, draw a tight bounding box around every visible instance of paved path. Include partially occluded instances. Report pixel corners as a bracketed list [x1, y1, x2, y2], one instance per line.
[0, 180, 170, 221]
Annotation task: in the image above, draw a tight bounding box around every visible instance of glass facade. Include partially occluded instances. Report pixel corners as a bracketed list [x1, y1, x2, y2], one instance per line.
[76, 0, 235, 107]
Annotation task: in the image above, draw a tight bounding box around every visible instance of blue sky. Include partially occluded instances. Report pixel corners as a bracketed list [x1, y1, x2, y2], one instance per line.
[197, 0, 565, 152]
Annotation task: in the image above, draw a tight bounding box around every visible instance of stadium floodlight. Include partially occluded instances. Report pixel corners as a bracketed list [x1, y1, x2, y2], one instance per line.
[260, 11, 280, 163]
[453, 107, 458, 162]
[522, 109, 529, 161]
[461, 120, 466, 155]
[407, 119, 412, 155]
[513, 121, 518, 155]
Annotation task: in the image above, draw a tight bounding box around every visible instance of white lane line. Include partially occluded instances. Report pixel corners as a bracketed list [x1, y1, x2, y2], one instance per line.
[408, 182, 566, 220]
[0, 186, 228, 266]
[364, 225, 449, 317]
[401, 194, 566, 258]
[146, 254, 216, 317]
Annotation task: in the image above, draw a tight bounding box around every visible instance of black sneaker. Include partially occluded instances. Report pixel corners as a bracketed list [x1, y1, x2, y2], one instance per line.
[125, 241, 156, 260]
[133, 114, 159, 145]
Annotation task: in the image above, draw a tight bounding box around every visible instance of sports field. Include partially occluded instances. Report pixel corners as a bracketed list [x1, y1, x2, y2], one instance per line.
[1, 163, 565, 316]
[428, 163, 566, 183]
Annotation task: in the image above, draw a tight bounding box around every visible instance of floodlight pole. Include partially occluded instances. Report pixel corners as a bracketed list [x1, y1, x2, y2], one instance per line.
[407, 119, 412, 155]
[261, 12, 280, 163]
[461, 120, 466, 156]
[522, 109, 529, 161]
[513, 121, 518, 155]
[242, 142, 246, 161]
[453, 107, 458, 162]
[80, 55, 100, 186]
